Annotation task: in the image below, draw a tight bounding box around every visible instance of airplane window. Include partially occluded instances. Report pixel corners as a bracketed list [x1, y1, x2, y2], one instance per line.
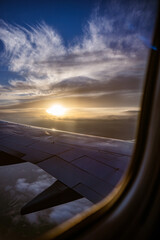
[0, 0, 158, 239]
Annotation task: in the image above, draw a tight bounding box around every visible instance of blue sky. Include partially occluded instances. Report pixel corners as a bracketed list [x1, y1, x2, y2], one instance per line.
[0, 0, 98, 44]
[0, 0, 158, 121]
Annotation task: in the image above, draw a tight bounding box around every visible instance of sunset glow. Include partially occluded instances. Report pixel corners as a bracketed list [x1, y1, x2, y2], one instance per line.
[46, 104, 67, 117]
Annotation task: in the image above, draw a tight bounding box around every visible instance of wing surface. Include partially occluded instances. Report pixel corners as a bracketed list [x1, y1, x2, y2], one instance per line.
[0, 120, 133, 208]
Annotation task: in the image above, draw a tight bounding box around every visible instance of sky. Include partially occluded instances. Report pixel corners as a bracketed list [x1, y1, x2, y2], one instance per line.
[0, 0, 158, 126]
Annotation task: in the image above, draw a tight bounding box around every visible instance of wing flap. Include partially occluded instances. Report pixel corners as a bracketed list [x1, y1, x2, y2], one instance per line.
[21, 180, 82, 215]
[37, 156, 115, 202]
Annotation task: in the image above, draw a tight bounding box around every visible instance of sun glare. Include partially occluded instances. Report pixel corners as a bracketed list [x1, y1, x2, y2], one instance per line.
[46, 104, 67, 117]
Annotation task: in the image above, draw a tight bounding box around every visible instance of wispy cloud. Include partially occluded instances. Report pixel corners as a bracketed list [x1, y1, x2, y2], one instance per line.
[0, 1, 156, 108]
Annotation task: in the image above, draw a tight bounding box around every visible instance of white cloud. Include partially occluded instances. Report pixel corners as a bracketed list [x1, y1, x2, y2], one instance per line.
[0, 7, 149, 104]
[0, 21, 65, 72]
[15, 175, 55, 195]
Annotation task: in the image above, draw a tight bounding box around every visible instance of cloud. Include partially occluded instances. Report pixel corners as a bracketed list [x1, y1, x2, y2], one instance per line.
[0, 20, 65, 71]
[15, 175, 55, 195]
[51, 74, 143, 95]
[49, 198, 92, 225]
[23, 197, 92, 226]
[0, 1, 156, 109]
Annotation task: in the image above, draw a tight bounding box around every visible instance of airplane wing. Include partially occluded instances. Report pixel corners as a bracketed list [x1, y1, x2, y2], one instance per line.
[0, 120, 133, 214]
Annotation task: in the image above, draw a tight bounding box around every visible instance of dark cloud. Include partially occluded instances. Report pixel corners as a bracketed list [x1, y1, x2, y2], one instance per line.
[51, 75, 143, 95]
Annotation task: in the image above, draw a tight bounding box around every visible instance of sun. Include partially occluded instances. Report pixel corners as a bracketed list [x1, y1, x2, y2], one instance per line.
[46, 104, 67, 117]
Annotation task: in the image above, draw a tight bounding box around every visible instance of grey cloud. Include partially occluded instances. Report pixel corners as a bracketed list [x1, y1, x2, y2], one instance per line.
[9, 80, 37, 90]
[50, 75, 143, 97]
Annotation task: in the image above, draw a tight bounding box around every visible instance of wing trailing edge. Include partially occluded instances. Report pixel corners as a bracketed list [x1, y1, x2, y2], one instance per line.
[21, 180, 83, 215]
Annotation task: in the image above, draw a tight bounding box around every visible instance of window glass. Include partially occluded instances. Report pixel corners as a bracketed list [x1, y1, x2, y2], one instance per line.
[0, 0, 158, 239]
